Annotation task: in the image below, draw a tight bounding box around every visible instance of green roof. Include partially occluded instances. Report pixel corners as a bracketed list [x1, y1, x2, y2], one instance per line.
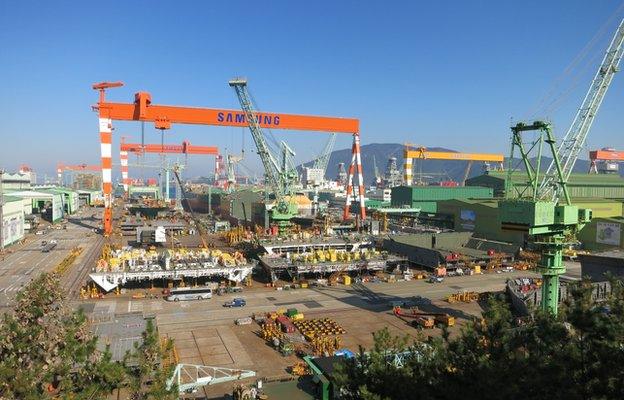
[484, 171, 624, 186]
[2, 195, 24, 203]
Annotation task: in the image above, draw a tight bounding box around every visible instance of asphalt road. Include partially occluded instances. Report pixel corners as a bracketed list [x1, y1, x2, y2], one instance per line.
[91, 268, 545, 329]
[0, 209, 103, 308]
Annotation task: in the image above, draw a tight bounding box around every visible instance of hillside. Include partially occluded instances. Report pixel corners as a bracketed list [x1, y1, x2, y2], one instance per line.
[299, 143, 598, 185]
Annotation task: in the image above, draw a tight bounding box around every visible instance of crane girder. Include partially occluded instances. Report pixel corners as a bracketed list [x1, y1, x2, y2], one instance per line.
[404, 148, 504, 162]
[95, 99, 359, 133]
[121, 141, 219, 155]
[540, 19, 624, 202]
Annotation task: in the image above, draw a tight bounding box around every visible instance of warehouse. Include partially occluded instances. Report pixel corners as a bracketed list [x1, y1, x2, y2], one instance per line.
[1, 195, 25, 247]
[467, 171, 624, 199]
[391, 185, 493, 213]
[4, 190, 64, 223]
[1, 172, 32, 190]
[436, 199, 525, 244]
[577, 217, 624, 251]
[42, 187, 79, 214]
[437, 198, 623, 246]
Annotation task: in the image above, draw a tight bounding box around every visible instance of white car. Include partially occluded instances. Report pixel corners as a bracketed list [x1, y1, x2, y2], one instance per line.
[35, 231, 44, 235]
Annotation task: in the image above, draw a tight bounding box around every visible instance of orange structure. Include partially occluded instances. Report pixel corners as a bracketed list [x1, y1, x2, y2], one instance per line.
[57, 162, 101, 185]
[589, 148, 624, 174]
[403, 145, 504, 185]
[119, 137, 220, 193]
[93, 81, 363, 235]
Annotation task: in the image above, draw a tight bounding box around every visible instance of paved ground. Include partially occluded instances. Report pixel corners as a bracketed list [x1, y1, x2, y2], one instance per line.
[0, 208, 103, 309]
[81, 266, 562, 399]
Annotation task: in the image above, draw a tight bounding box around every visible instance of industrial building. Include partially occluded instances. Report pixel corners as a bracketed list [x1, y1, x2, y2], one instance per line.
[390, 185, 493, 213]
[1, 171, 35, 190]
[577, 217, 624, 251]
[1, 195, 25, 247]
[467, 171, 624, 199]
[4, 189, 65, 223]
[435, 198, 624, 248]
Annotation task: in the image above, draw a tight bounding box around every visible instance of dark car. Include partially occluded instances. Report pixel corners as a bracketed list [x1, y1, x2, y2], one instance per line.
[223, 298, 246, 307]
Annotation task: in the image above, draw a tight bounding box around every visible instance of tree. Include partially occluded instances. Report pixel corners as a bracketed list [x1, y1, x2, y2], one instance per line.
[0, 273, 126, 399]
[333, 280, 624, 400]
[126, 319, 178, 400]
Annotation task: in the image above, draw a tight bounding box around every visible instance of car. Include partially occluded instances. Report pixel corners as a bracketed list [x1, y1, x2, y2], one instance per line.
[428, 276, 444, 283]
[35, 231, 44, 235]
[223, 298, 246, 308]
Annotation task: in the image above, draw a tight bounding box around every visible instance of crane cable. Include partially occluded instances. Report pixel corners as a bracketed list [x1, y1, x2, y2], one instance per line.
[525, 3, 624, 120]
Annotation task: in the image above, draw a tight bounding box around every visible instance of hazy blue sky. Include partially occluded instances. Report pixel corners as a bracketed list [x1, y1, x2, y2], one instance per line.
[1, 1, 623, 180]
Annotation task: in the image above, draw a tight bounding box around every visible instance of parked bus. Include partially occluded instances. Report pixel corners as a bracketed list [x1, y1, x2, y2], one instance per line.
[164, 286, 213, 302]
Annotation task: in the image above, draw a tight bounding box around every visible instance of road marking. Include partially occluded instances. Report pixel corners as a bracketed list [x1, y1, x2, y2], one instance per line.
[127, 301, 132, 313]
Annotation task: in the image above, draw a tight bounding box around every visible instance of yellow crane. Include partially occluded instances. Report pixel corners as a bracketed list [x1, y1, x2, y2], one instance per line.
[403, 144, 504, 186]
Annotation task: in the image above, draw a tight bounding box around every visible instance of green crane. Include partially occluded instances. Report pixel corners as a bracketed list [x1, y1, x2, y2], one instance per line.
[500, 18, 623, 314]
[229, 78, 298, 233]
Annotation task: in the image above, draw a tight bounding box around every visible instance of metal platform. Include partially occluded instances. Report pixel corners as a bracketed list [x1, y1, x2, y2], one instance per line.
[89, 262, 256, 291]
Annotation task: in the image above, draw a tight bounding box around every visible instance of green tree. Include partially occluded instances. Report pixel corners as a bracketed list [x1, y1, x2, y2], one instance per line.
[126, 319, 178, 400]
[0, 273, 126, 399]
[334, 280, 624, 400]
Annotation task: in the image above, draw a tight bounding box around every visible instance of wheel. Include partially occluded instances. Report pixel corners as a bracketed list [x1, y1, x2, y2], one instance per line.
[197, 296, 203, 300]
[174, 298, 179, 302]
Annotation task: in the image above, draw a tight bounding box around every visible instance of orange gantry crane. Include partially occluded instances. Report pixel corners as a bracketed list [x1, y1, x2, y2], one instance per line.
[588, 148, 624, 174]
[93, 81, 363, 236]
[119, 137, 219, 193]
[403, 144, 504, 186]
[57, 162, 101, 185]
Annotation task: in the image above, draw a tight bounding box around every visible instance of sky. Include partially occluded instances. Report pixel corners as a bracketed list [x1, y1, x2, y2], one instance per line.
[1, 0, 623, 181]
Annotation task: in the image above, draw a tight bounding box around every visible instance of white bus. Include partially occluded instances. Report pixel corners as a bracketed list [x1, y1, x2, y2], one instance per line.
[165, 287, 213, 302]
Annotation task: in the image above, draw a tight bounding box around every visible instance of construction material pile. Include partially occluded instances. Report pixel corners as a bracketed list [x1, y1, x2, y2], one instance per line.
[95, 247, 249, 272]
[289, 248, 381, 264]
[293, 318, 346, 340]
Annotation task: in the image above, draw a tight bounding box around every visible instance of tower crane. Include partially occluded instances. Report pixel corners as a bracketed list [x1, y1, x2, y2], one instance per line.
[312, 133, 337, 176]
[500, 18, 623, 315]
[229, 78, 299, 231]
[539, 19, 624, 203]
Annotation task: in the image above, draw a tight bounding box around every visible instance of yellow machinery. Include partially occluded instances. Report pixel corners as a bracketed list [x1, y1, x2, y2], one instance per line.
[403, 144, 504, 185]
[53, 247, 83, 275]
[446, 291, 480, 303]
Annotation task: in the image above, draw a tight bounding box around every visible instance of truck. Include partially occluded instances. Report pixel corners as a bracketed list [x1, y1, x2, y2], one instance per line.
[223, 298, 247, 308]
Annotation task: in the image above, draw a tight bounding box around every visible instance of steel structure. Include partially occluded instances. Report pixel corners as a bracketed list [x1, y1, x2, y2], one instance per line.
[589, 148, 624, 173]
[93, 81, 361, 235]
[228, 78, 365, 223]
[403, 145, 504, 186]
[166, 364, 256, 393]
[540, 19, 624, 201]
[312, 133, 337, 175]
[56, 162, 101, 186]
[500, 121, 592, 315]
[120, 137, 218, 197]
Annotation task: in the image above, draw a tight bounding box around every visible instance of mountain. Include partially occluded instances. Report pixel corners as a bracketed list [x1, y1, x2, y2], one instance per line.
[299, 143, 600, 185]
